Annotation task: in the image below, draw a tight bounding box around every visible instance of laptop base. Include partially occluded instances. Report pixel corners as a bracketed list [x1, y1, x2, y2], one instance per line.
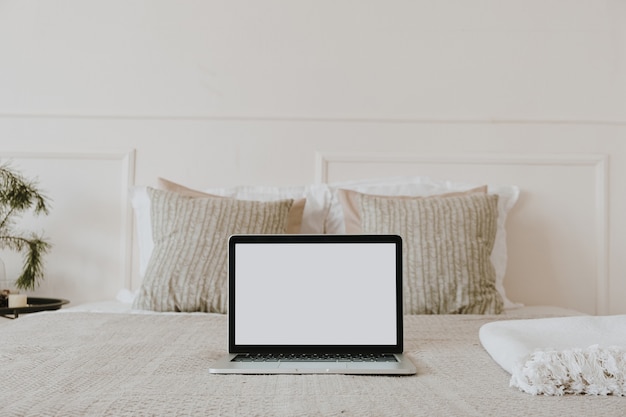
[209, 353, 416, 375]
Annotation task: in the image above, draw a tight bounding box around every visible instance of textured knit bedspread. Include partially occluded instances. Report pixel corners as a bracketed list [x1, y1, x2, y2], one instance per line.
[0, 309, 623, 416]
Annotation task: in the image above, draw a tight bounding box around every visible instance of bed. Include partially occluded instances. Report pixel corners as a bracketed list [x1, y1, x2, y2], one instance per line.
[1, 306, 623, 417]
[1, 171, 624, 416]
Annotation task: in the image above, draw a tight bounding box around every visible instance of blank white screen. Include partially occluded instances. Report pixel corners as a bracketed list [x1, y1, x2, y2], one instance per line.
[234, 243, 397, 345]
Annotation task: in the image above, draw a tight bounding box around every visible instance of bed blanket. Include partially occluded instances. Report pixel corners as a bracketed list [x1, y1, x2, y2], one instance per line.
[479, 315, 626, 395]
[0, 309, 624, 416]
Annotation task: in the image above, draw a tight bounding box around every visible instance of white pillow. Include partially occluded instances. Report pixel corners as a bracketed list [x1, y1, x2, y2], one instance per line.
[131, 186, 155, 278]
[326, 176, 520, 309]
[130, 180, 332, 278]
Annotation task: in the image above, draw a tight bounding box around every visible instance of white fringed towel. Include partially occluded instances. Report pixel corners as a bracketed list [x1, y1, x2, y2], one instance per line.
[479, 314, 626, 395]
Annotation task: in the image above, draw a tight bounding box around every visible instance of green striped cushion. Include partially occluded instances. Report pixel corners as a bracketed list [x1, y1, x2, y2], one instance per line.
[133, 187, 293, 313]
[358, 193, 503, 314]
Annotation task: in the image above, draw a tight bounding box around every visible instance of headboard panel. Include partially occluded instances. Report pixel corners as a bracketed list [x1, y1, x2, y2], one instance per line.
[0, 150, 135, 305]
[317, 152, 609, 315]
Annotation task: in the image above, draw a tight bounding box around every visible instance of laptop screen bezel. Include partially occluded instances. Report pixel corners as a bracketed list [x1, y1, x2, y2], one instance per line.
[228, 234, 404, 354]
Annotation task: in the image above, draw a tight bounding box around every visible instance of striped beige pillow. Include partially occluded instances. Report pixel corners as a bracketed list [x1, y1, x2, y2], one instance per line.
[133, 187, 294, 313]
[358, 193, 503, 314]
[157, 177, 306, 234]
[338, 186, 488, 234]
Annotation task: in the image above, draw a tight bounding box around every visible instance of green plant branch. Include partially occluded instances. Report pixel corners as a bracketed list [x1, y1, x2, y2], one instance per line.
[0, 164, 50, 216]
[0, 235, 51, 291]
[0, 206, 16, 232]
[0, 162, 53, 291]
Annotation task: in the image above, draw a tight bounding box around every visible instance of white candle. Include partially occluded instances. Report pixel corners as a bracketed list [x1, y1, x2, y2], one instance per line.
[8, 294, 27, 308]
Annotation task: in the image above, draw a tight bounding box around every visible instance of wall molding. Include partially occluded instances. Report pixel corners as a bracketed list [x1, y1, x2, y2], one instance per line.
[1, 113, 626, 127]
[315, 151, 610, 314]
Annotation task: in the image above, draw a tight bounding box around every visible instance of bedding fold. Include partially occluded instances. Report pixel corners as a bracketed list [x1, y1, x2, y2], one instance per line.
[479, 314, 626, 395]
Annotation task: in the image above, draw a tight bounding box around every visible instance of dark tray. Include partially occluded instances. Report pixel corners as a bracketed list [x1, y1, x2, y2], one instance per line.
[0, 297, 69, 318]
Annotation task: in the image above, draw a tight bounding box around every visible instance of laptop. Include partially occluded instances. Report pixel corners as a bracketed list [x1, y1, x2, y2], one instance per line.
[209, 234, 416, 375]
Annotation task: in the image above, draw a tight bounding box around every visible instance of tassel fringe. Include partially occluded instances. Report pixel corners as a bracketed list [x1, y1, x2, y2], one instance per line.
[511, 345, 626, 396]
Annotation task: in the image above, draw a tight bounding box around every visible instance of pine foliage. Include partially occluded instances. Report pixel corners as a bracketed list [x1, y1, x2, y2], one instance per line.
[0, 163, 52, 291]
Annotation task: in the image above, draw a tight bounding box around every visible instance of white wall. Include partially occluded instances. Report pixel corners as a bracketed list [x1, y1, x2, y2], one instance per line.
[0, 1, 625, 314]
[1, 0, 624, 121]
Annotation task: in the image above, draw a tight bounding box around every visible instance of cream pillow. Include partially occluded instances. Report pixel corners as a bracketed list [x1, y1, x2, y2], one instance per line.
[358, 192, 503, 314]
[132, 188, 294, 313]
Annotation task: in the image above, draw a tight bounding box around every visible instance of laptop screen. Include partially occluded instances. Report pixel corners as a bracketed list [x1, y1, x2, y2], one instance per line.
[229, 235, 402, 353]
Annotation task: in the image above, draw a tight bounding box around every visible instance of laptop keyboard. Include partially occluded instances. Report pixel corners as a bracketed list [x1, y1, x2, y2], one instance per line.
[232, 353, 398, 363]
